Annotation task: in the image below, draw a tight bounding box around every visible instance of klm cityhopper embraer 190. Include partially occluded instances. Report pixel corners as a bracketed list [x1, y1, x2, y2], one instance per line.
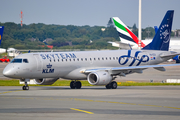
[3, 10, 180, 90]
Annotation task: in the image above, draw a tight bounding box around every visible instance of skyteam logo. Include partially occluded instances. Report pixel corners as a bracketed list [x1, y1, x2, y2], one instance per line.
[42, 63, 54, 73]
[119, 50, 149, 66]
[160, 24, 170, 43]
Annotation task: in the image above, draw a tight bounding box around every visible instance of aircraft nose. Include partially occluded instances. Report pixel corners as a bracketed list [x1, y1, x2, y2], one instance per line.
[3, 65, 15, 77]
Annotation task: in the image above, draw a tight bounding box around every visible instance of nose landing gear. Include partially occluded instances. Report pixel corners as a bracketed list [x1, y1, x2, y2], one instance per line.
[22, 79, 29, 90]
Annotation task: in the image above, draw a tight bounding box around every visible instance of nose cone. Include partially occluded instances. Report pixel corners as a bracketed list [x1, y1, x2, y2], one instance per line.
[3, 65, 15, 78]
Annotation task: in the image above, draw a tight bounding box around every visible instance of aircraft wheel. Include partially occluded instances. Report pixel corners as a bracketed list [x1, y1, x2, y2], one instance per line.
[22, 86, 25, 90]
[70, 81, 76, 89]
[22, 86, 29, 90]
[26, 86, 29, 90]
[105, 83, 111, 89]
[111, 81, 117, 89]
[76, 81, 82, 89]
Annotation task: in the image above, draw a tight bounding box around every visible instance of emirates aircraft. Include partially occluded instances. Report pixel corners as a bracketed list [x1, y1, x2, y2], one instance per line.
[3, 10, 180, 90]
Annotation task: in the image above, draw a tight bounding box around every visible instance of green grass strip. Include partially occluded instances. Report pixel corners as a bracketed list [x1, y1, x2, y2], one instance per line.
[0, 80, 180, 86]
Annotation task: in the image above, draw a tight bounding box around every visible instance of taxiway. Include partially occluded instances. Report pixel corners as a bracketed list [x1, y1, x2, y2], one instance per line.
[0, 86, 180, 120]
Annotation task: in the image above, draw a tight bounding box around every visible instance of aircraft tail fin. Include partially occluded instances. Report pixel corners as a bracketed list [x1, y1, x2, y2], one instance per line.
[142, 10, 174, 51]
[112, 17, 145, 47]
[154, 26, 158, 34]
[0, 26, 4, 45]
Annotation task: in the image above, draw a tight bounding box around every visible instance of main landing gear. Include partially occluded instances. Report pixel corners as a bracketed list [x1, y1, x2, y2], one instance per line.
[105, 81, 117, 89]
[70, 81, 82, 89]
[22, 81, 29, 90]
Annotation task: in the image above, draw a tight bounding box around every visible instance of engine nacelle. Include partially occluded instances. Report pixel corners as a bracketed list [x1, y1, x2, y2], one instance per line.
[34, 78, 59, 85]
[173, 55, 180, 63]
[87, 71, 112, 85]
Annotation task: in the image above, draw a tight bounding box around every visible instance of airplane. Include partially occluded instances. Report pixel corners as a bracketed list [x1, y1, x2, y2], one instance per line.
[3, 10, 180, 90]
[0, 26, 6, 54]
[111, 17, 180, 51]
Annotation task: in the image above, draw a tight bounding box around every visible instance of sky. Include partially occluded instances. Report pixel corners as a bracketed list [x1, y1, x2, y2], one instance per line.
[0, 0, 180, 30]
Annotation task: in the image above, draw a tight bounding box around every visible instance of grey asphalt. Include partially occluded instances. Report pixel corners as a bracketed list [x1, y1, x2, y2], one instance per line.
[0, 86, 180, 120]
[1, 63, 180, 120]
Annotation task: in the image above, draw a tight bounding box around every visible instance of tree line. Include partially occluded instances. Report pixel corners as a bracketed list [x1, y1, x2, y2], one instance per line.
[0, 22, 159, 49]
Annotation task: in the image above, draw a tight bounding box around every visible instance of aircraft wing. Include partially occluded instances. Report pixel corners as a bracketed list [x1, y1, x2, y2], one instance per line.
[82, 64, 180, 76]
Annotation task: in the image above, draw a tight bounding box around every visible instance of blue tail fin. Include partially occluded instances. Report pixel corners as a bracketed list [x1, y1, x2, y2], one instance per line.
[0, 26, 4, 45]
[142, 10, 174, 51]
[154, 26, 158, 34]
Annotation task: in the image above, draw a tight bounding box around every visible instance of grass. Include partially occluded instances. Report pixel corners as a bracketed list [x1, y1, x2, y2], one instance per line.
[0, 79, 180, 86]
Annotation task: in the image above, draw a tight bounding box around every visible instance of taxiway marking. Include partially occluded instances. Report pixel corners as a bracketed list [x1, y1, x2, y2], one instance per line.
[71, 108, 94, 114]
[0, 90, 22, 95]
[72, 98, 180, 110]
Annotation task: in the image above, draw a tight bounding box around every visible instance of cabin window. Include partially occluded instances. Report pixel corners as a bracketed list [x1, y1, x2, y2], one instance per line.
[116, 57, 118, 60]
[81, 58, 83, 61]
[102, 57, 104, 60]
[11, 59, 22, 63]
[109, 57, 111, 60]
[73, 59, 75, 61]
[23, 59, 29, 63]
[62, 59, 63, 62]
[77, 58, 79, 61]
[98, 58, 100, 60]
[106, 57, 108, 60]
[50, 59, 51, 62]
[66, 59, 67, 61]
[94, 58, 96, 60]
[54, 59, 55, 62]
[69, 59, 71, 61]
[90, 58, 92, 61]
[85, 58, 87, 61]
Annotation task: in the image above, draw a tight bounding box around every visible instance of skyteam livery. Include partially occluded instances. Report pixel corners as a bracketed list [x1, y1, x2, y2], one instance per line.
[3, 10, 180, 90]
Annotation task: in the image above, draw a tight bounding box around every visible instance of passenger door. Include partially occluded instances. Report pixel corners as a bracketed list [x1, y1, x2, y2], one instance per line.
[33, 54, 42, 71]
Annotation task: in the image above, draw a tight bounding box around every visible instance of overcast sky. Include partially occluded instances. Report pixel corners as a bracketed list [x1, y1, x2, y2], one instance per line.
[0, 0, 180, 29]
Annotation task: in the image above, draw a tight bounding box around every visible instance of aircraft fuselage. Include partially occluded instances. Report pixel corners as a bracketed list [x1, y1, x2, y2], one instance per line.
[3, 50, 171, 80]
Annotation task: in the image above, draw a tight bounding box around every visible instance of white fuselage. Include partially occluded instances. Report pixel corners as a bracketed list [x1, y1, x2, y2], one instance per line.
[3, 50, 171, 80]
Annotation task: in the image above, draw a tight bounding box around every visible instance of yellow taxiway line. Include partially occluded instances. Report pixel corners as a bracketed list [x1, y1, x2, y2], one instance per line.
[70, 108, 94, 114]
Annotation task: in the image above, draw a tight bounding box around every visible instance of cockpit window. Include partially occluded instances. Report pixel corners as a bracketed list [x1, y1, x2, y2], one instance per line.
[23, 59, 29, 63]
[11, 59, 22, 63]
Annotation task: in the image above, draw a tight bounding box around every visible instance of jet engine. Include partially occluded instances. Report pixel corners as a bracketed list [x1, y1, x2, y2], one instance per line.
[173, 55, 180, 63]
[34, 78, 59, 85]
[87, 71, 112, 85]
